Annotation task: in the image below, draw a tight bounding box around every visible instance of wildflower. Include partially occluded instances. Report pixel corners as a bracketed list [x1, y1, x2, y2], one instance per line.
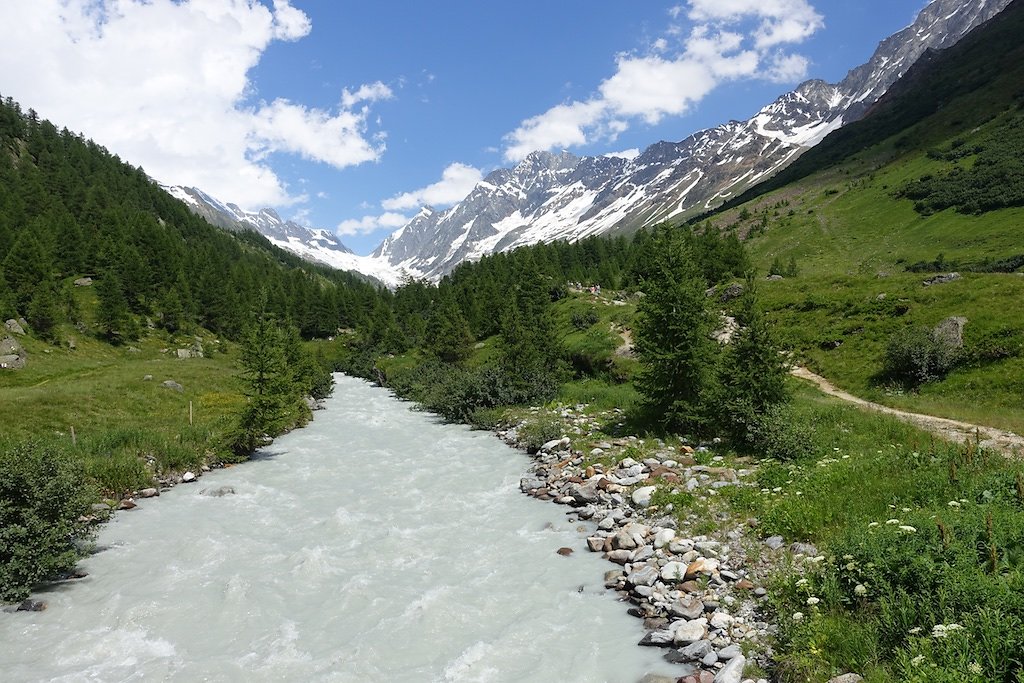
[947, 501, 961, 508]
[796, 578, 808, 587]
[806, 555, 826, 564]
[854, 584, 867, 597]
[868, 522, 879, 528]
[806, 596, 820, 606]
[842, 455, 850, 459]
[792, 611, 804, 622]
[968, 663, 983, 676]
[901, 507, 911, 513]
[911, 655, 926, 666]
[845, 562, 857, 571]
[886, 519, 901, 525]
[908, 627, 922, 635]
[842, 554, 854, 561]
[899, 525, 917, 533]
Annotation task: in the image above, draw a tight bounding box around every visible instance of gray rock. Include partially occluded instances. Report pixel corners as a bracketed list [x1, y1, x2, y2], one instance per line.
[827, 676, 864, 683]
[922, 272, 960, 286]
[701, 651, 718, 666]
[718, 283, 745, 302]
[668, 596, 705, 620]
[200, 486, 236, 497]
[74, 277, 93, 287]
[0, 353, 25, 370]
[765, 274, 784, 281]
[161, 380, 184, 392]
[143, 374, 153, 381]
[632, 485, 657, 507]
[519, 475, 547, 493]
[4, 319, 25, 335]
[714, 655, 745, 683]
[933, 316, 968, 349]
[637, 675, 678, 683]
[181, 471, 197, 483]
[673, 618, 708, 644]
[717, 644, 742, 660]
[679, 639, 714, 661]
[540, 438, 564, 452]
[137, 488, 159, 498]
[638, 629, 675, 647]
[790, 542, 818, 556]
[15, 599, 46, 612]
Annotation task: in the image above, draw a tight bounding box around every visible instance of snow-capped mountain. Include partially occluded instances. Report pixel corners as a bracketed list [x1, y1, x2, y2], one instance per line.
[375, 0, 1011, 281]
[162, 185, 402, 286]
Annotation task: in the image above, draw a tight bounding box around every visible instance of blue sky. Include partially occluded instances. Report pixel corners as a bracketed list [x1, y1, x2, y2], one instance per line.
[0, 1, 929, 254]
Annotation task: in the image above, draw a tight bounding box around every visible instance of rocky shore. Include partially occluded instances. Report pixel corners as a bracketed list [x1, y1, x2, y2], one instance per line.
[497, 404, 861, 683]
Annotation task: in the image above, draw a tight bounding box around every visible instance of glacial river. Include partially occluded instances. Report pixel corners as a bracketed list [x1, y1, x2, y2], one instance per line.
[0, 374, 678, 682]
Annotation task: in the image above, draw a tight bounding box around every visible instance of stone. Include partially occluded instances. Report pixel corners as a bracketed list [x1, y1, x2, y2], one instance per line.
[933, 316, 968, 349]
[540, 438, 564, 452]
[627, 564, 661, 588]
[673, 618, 708, 644]
[717, 644, 742, 661]
[714, 655, 745, 683]
[181, 471, 197, 483]
[668, 596, 705, 620]
[638, 675, 678, 683]
[117, 499, 137, 510]
[922, 272, 961, 286]
[632, 485, 657, 507]
[137, 488, 159, 498]
[765, 274, 784, 281]
[586, 536, 605, 552]
[718, 283, 745, 302]
[826, 676, 864, 683]
[570, 482, 601, 505]
[143, 374, 153, 381]
[4, 319, 25, 335]
[701, 651, 718, 666]
[200, 486, 236, 497]
[764, 535, 784, 550]
[520, 475, 547, 493]
[709, 611, 734, 630]
[679, 639, 714, 661]
[556, 547, 573, 556]
[661, 561, 688, 582]
[161, 380, 184, 392]
[73, 277, 93, 287]
[653, 528, 676, 548]
[612, 529, 638, 550]
[789, 542, 817, 556]
[638, 630, 676, 647]
[16, 599, 46, 612]
[597, 516, 615, 530]
[685, 557, 720, 579]
[607, 549, 632, 564]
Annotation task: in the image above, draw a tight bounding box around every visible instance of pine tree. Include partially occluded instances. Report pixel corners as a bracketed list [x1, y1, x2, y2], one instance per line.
[27, 278, 61, 342]
[634, 226, 720, 433]
[95, 271, 136, 343]
[717, 274, 790, 446]
[232, 292, 294, 455]
[427, 287, 473, 363]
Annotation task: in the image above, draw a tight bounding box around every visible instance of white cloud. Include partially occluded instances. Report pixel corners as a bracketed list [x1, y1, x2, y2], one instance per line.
[336, 212, 410, 237]
[603, 148, 641, 161]
[381, 163, 483, 211]
[0, 0, 389, 208]
[502, 0, 823, 161]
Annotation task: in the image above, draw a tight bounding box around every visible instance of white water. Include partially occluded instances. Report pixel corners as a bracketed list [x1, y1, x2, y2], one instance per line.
[0, 375, 678, 682]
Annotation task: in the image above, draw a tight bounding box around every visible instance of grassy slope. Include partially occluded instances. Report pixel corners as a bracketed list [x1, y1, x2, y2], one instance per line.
[698, 25, 1024, 433]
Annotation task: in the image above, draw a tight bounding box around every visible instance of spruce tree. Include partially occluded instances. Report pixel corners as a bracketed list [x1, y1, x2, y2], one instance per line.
[634, 226, 720, 433]
[427, 287, 473, 363]
[717, 274, 790, 447]
[27, 279, 61, 342]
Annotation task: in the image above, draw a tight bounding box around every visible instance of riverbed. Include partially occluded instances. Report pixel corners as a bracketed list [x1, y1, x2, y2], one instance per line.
[0, 374, 677, 682]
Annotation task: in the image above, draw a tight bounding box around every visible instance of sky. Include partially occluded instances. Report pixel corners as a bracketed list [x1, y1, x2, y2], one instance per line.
[0, 0, 931, 254]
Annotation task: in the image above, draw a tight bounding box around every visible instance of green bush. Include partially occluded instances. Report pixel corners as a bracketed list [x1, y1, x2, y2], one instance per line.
[517, 417, 564, 453]
[570, 309, 599, 330]
[883, 325, 961, 386]
[0, 441, 96, 602]
[746, 403, 817, 461]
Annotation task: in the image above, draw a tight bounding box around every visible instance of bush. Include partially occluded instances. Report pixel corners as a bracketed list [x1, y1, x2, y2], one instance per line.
[0, 441, 96, 602]
[883, 325, 961, 386]
[570, 309, 599, 330]
[746, 403, 817, 461]
[517, 417, 564, 453]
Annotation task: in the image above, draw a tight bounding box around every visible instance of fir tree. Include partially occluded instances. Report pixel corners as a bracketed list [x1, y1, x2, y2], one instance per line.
[27, 278, 61, 342]
[427, 287, 473, 363]
[634, 226, 720, 433]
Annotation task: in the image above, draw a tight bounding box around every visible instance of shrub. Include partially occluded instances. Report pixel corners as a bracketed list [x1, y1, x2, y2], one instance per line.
[0, 441, 95, 602]
[883, 325, 961, 386]
[746, 403, 817, 461]
[570, 309, 600, 330]
[517, 417, 564, 453]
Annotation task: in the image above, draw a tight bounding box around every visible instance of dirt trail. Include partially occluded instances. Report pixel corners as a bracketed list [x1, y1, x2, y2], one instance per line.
[792, 366, 1024, 456]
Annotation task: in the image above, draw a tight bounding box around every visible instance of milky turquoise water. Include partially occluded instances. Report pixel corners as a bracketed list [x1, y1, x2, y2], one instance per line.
[0, 374, 678, 682]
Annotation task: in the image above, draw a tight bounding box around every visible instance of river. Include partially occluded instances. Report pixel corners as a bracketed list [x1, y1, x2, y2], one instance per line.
[0, 374, 678, 682]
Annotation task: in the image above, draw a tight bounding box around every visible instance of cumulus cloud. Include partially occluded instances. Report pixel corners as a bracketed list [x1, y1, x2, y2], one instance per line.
[0, 0, 390, 208]
[381, 163, 483, 211]
[502, 0, 823, 161]
[337, 212, 410, 237]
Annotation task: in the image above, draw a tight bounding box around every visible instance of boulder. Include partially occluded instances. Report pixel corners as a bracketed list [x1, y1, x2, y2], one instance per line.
[632, 485, 657, 507]
[16, 599, 47, 612]
[678, 639, 714, 661]
[827, 676, 864, 683]
[181, 471, 197, 483]
[922, 272, 961, 286]
[4, 319, 25, 335]
[718, 283, 745, 302]
[713, 655, 745, 683]
[73, 277, 93, 287]
[556, 547, 573, 556]
[137, 488, 159, 498]
[717, 644, 742, 661]
[668, 596, 705, 620]
[161, 380, 184, 392]
[200, 486, 236, 497]
[626, 564, 661, 588]
[933, 316, 968, 349]
[661, 561, 688, 582]
[672, 618, 708, 644]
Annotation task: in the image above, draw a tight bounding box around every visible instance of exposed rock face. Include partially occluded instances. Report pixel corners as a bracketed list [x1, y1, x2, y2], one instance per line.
[0, 336, 26, 369]
[4, 319, 25, 335]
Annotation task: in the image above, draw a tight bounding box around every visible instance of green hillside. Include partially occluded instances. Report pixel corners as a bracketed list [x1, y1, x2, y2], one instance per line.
[697, 0, 1024, 433]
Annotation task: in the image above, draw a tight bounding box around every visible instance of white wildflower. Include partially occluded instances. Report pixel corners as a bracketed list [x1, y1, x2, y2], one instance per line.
[796, 578, 808, 587]
[968, 662, 983, 675]
[908, 627, 922, 635]
[792, 611, 804, 622]
[886, 519, 901, 525]
[854, 584, 867, 597]
[843, 554, 854, 561]
[868, 522, 880, 528]
[901, 507, 911, 513]
[899, 525, 917, 533]
[911, 654, 926, 666]
[806, 596, 820, 606]
[948, 500, 961, 508]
